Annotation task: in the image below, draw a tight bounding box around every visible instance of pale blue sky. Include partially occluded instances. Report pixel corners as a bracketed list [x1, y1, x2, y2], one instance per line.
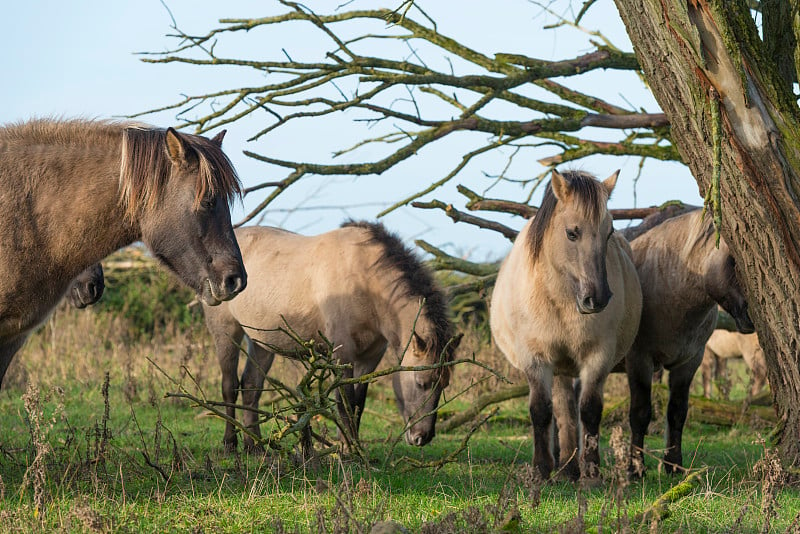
[1, 1, 701, 260]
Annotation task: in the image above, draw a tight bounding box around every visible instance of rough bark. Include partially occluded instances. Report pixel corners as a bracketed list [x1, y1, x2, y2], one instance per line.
[614, 0, 800, 465]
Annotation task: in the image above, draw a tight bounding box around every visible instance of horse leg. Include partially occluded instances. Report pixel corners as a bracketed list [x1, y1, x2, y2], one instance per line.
[525, 363, 554, 480]
[351, 342, 386, 434]
[700, 346, 715, 399]
[240, 338, 275, 453]
[716, 355, 730, 400]
[626, 352, 654, 478]
[552, 375, 580, 481]
[664, 355, 701, 474]
[334, 368, 358, 449]
[0, 334, 29, 389]
[211, 320, 245, 452]
[577, 359, 610, 482]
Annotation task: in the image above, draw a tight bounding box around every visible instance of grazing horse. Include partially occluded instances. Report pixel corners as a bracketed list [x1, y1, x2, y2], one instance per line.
[203, 221, 458, 452]
[701, 330, 766, 399]
[68, 263, 105, 309]
[624, 208, 754, 476]
[0, 118, 246, 387]
[490, 170, 642, 481]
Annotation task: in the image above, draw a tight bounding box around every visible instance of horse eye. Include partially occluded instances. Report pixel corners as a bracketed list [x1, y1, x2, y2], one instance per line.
[201, 197, 216, 210]
[566, 228, 579, 241]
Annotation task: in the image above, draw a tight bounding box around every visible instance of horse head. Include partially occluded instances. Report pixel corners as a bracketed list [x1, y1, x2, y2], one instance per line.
[125, 127, 247, 306]
[704, 238, 754, 334]
[392, 331, 462, 446]
[547, 169, 619, 314]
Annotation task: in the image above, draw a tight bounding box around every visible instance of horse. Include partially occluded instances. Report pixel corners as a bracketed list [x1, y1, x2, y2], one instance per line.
[0, 118, 246, 387]
[490, 169, 642, 482]
[701, 329, 766, 399]
[202, 221, 459, 452]
[68, 263, 105, 309]
[623, 208, 754, 476]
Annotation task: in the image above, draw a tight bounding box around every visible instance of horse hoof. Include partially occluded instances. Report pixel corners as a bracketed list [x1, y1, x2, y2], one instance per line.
[556, 464, 581, 483]
[244, 442, 266, 455]
[663, 459, 685, 475]
[579, 475, 603, 490]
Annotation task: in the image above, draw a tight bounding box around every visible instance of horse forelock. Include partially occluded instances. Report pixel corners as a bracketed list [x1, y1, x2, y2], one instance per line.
[528, 171, 609, 264]
[119, 127, 241, 221]
[340, 220, 454, 365]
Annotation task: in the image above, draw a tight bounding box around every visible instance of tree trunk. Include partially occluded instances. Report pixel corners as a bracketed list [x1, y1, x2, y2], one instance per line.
[614, 0, 800, 465]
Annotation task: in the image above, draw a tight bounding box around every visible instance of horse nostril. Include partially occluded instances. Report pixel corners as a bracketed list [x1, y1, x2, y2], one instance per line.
[412, 432, 430, 446]
[90, 283, 102, 300]
[583, 296, 595, 310]
[224, 274, 245, 295]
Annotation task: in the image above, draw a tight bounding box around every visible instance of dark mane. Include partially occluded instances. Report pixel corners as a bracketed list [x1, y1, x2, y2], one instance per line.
[341, 220, 454, 362]
[528, 171, 608, 263]
[121, 127, 241, 220]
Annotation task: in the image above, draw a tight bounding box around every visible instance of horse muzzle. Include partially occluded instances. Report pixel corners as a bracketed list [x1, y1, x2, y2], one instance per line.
[576, 292, 611, 314]
[735, 312, 755, 334]
[202, 270, 247, 306]
[405, 427, 434, 447]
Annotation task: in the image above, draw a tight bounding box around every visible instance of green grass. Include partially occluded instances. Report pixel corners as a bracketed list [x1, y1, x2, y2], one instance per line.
[0, 308, 797, 533]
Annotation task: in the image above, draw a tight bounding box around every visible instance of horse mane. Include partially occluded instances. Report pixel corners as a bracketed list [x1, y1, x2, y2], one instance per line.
[120, 127, 241, 220]
[528, 170, 608, 264]
[341, 220, 454, 363]
[683, 208, 717, 255]
[0, 117, 126, 146]
[0, 118, 241, 221]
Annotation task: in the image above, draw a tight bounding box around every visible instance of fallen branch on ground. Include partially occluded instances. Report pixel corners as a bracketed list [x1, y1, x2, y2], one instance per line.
[634, 467, 708, 524]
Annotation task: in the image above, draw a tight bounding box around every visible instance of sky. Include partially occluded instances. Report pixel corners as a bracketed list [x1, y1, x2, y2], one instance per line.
[1, 0, 701, 261]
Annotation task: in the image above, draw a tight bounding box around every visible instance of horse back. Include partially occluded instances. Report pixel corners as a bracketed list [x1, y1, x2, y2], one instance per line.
[206, 225, 387, 354]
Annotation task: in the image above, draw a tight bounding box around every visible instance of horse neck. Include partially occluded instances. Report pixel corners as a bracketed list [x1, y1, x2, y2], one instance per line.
[530, 227, 575, 300]
[373, 282, 434, 360]
[641, 228, 715, 318]
[27, 131, 138, 274]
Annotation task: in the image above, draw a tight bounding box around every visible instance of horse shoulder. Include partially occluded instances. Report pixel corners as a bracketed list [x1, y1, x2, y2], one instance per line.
[490, 224, 552, 370]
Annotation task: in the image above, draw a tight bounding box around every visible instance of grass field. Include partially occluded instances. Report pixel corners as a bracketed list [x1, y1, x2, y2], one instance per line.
[0, 300, 797, 533]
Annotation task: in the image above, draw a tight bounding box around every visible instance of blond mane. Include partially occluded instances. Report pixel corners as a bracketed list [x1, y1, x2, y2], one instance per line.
[120, 126, 241, 220]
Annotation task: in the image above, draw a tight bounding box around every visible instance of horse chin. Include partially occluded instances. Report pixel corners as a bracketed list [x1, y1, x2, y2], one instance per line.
[735, 317, 756, 334]
[201, 279, 222, 307]
[576, 301, 604, 315]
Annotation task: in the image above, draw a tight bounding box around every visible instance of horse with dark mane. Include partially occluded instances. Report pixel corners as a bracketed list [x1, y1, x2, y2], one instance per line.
[623, 208, 754, 476]
[0, 118, 246, 386]
[491, 170, 642, 482]
[203, 221, 459, 452]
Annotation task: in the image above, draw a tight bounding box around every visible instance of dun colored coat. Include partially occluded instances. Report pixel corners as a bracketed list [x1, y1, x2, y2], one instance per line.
[490, 170, 642, 482]
[0, 118, 246, 387]
[701, 329, 766, 399]
[203, 221, 458, 452]
[624, 208, 754, 476]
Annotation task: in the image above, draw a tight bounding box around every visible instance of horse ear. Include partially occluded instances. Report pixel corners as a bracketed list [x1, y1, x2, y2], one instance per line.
[551, 170, 571, 202]
[165, 127, 187, 163]
[602, 170, 620, 195]
[413, 332, 428, 352]
[210, 130, 226, 146]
